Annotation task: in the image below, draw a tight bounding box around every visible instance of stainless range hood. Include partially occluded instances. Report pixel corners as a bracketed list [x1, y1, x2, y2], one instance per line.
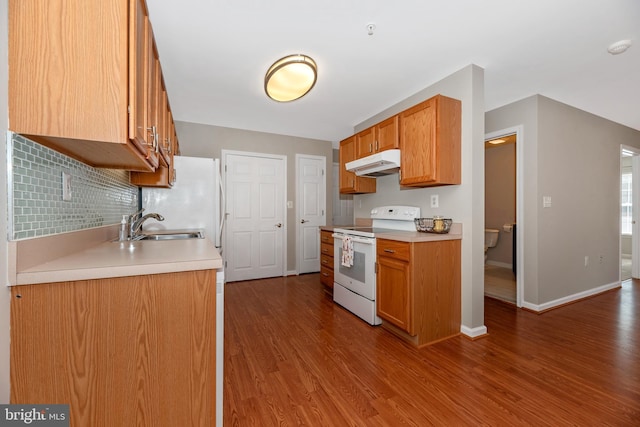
[345, 149, 401, 177]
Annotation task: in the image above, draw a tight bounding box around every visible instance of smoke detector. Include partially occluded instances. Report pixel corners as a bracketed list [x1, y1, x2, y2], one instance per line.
[607, 39, 632, 55]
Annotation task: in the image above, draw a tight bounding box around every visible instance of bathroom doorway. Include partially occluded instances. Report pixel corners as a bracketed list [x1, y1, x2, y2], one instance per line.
[485, 127, 523, 306]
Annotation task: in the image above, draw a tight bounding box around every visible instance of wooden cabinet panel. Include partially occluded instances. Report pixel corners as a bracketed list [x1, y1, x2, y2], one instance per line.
[319, 230, 334, 289]
[399, 95, 461, 187]
[376, 254, 412, 334]
[376, 238, 461, 347]
[377, 239, 410, 261]
[8, 0, 178, 172]
[129, 0, 151, 157]
[375, 115, 400, 153]
[339, 136, 376, 194]
[10, 270, 216, 425]
[320, 230, 333, 245]
[355, 116, 399, 159]
[356, 126, 376, 157]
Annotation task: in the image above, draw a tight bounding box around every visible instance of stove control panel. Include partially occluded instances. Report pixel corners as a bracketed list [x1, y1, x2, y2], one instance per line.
[370, 206, 421, 221]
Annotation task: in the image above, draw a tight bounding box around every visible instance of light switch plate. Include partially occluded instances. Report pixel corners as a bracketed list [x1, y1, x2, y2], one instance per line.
[62, 171, 72, 201]
[543, 196, 551, 208]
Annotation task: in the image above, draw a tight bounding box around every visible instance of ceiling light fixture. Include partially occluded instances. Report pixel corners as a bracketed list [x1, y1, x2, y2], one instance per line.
[607, 39, 632, 55]
[264, 54, 317, 102]
[488, 138, 506, 145]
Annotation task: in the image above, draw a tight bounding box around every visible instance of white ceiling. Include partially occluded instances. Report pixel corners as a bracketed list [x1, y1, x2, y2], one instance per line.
[147, 0, 640, 144]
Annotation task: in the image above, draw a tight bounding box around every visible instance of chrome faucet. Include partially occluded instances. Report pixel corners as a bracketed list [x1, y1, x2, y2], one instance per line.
[131, 213, 165, 238]
[126, 209, 165, 240]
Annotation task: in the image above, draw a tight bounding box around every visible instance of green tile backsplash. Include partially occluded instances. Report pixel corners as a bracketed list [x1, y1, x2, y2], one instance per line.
[8, 133, 139, 240]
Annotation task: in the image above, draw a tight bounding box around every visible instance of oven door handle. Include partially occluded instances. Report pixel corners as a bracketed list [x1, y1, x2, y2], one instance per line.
[332, 233, 376, 245]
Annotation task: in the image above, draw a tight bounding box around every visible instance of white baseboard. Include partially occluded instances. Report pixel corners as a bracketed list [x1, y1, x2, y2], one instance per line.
[461, 324, 488, 338]
[521, 281, 621, 312]
[286, 270, 297, 276]
[486, 260, 512, 269]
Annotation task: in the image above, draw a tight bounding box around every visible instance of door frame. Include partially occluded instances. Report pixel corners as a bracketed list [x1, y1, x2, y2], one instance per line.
[221, 149, 288, 279]
[295, 154, 326, 275]
[620, 145, 640, 280]
[485, 125, 524, 307]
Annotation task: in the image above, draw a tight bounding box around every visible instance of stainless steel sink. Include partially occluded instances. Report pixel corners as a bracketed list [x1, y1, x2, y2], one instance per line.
[137, 231, 204, 241]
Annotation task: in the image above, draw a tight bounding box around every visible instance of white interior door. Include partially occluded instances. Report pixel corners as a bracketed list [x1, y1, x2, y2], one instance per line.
[296, 155, 326, 274]
[224, 152, 286, 282]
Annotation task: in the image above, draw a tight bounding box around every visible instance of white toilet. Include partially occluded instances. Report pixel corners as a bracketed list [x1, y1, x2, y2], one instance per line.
[485, 229, 500, 263]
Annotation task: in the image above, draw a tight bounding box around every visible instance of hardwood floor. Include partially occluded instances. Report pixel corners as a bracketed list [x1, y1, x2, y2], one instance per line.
[224, 275, 640, 426]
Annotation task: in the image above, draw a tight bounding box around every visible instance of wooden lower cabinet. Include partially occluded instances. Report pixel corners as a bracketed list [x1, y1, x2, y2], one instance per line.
[376, 238, 461, 347]
[10, 270, 216, 427]
[320, 230, 334, 289]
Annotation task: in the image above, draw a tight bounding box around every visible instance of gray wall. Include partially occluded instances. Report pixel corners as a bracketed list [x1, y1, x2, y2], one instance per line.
[1, 0, 10, 403]
[486, 94, 640, 307]
[485, 142, 516, 266]
[351, 65, 487, 333]
[174, 121, 334, 273]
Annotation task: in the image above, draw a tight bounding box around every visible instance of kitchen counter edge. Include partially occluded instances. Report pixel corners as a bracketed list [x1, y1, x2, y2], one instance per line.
[8, 225, 222, 286]
[320, 223, 462, 242]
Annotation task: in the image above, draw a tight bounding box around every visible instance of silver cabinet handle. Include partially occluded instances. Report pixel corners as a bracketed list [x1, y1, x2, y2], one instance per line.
[275, 223, 282, 228]
[383, 249, 395, 253]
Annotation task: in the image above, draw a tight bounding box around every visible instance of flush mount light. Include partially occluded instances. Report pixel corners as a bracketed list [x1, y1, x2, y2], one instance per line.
[488, 138, 506, 145]
[264, 54, 317, 102]
[607, 39, 632, 55]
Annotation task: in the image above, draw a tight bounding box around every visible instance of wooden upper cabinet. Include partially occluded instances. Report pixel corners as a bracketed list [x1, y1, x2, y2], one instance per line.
[8, 0, 168, 172]
[356, 116, 399, 158]
[399, 95, 461, 187]
[339, 135, 376, 194]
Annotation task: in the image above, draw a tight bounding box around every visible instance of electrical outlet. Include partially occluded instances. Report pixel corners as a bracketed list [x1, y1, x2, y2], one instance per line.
[62, 171, 72, 201]
[430, 194, 439, 208]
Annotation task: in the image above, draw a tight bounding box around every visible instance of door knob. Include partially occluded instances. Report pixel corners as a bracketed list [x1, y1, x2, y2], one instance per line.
[301, 219, 309, 223]
[275, 223, 282, 228]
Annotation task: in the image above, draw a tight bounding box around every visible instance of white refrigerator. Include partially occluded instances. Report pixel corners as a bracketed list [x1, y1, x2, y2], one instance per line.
[141, 156, 225, 427]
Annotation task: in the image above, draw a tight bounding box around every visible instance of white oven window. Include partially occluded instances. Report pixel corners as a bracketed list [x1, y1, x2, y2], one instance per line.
[337, 248, 367, 283]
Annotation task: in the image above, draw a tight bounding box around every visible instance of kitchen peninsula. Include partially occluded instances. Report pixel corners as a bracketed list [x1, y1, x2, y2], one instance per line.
[8, 226, 222, 426]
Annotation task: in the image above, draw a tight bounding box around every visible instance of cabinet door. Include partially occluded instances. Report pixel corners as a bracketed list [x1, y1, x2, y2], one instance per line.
[356, 126, 375, 158]
[145, 38, 161, 169]
[399, 95, 461, 187]
[10, 271, 216, 425]
[129, 0, 151, 157]
[339, 136, 357, 193]
[375, 115, 399, 152]
[399, 98, 437, 185]
[377, 255, 412, 334]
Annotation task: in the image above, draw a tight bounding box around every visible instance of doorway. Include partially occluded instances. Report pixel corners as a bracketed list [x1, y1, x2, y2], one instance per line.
[620, 146, 640, 281]
[485, 126, 524, 307]
[223, 150, 286, 282]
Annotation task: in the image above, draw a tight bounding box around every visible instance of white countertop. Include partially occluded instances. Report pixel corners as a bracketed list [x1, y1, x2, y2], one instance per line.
[14, 237, 223, 286]
[320, 223, 462, 242]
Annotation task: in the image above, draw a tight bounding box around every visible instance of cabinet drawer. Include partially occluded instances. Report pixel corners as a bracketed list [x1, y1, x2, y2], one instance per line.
[320, 265, 334, 288]
[321, 242, 334, 256]
[321, 253, 334, 270]
[320, 230, 333, 244]
[377, 239, 410, 261]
